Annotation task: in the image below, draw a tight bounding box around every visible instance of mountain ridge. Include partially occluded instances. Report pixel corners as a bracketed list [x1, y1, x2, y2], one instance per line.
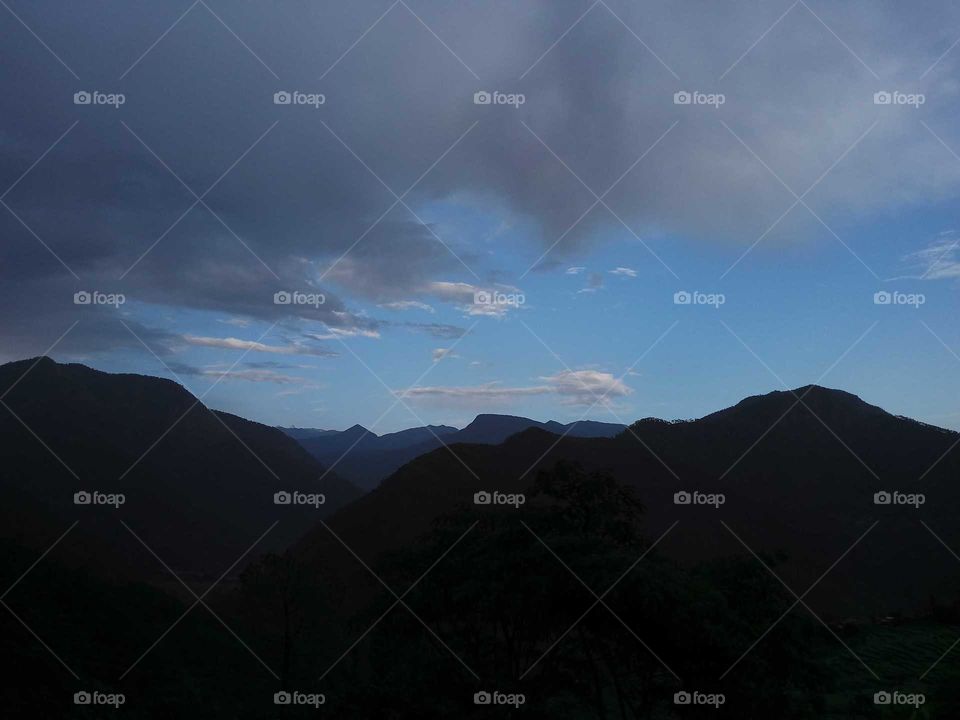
[297, 382, 960, 617]
[0, 356, 361, 580]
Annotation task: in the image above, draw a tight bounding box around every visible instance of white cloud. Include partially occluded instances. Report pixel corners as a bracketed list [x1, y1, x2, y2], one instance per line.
[303, 327, 381, 340]
[202, 368, 310, 385]
[540, 370, 632, 406]
[182, 335, 338, 357]
[609, 267, 638, 278]
[378, 300, 435, 313]
[425, 280, 526, 318]
[900, 235, 960, 280]
[565, 266, 586, 275]
[396, 382, 552, 400]
[432, 348, 460, 362]
[396, 369, 631, 407]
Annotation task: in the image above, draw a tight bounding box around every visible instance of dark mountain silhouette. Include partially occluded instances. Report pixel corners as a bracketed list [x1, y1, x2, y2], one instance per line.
[374, 424, 460, 450]
[276, 426, 339, 441]
[0, 357, 360, 581]
[4, 362, 960, 717]
[292, 423, 456, 460]
[295, 385, 960, 617]
[294, 414, 624, 490]
[453, 414, 625, 444]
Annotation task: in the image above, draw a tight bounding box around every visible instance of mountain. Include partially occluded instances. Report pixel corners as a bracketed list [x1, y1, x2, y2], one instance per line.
[295, 386, 960, 617]
[453, 414, 625, 444]
[374, 424, 460, 451]
[276, 426, 340, 441]
[293, 414, 624, 490]
[0, 357, 360, 581]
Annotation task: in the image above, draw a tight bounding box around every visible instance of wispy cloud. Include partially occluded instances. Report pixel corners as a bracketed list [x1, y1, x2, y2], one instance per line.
[395, 369, 631, 407]
[898, 234, 960, 280]
[379, 300, 435, 313]
[541, 370, 632, 405]
[432, 348, 460, 362]
[426, 281, 526, 318]
[182, 335, 338, 357]
[609, 267, 638, 278]
[169, 361, 313, 385]
[403, 322, 468, 339]
[303, 327, 380, 341]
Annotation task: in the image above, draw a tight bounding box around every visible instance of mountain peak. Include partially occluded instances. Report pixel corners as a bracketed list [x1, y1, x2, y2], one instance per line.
[344, 423, 373, 437]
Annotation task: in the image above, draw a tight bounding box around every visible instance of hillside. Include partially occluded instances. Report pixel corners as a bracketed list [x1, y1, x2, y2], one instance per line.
[296, 386, 960, 617]
[0, 357, 360, 580]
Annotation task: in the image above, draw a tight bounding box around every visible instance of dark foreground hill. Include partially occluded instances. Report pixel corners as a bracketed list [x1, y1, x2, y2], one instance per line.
[0, 357, 360, 580]
[4, 364, 960, 717]
[296, 385, 960, 617]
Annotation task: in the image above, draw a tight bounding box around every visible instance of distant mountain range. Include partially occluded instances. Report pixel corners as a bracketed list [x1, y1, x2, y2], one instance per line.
[0, 357, 360, 581]
[295, 385, 960, 617]
[282, 416, 625, 490]
[4, 356, 959, 620]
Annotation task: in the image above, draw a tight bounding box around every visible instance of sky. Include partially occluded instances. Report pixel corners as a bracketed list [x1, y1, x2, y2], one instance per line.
[1, 0, 959, 433]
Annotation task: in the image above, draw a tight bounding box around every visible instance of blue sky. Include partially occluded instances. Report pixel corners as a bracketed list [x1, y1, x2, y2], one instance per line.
[85, 195, 960, 433]
[1, 1, 959, 432]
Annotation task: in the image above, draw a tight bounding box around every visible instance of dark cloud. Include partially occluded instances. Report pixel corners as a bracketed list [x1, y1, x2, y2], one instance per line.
[3, 0, 960, 356]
